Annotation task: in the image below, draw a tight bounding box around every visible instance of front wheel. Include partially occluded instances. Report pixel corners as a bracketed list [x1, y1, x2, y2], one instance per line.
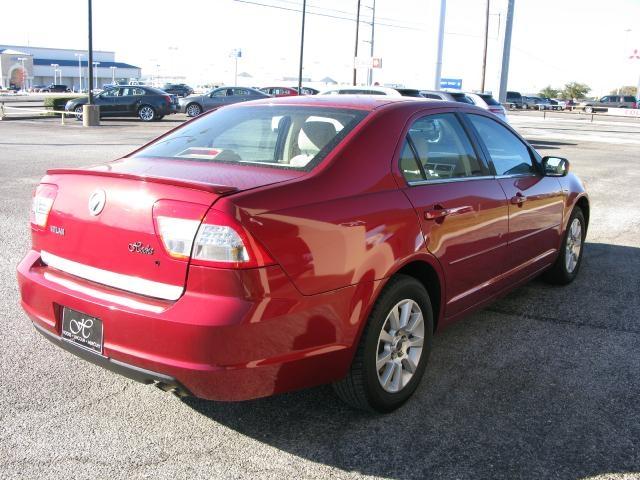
[333, 275, 433, 413]
[74, 106, 83, 121]
[185, 103, 202, 117]
[584, 106, 593, 114]
[543, 208, 586, 285]
[138, 105, 156, 122]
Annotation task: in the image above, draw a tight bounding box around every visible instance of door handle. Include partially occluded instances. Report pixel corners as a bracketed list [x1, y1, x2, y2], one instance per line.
[510, 192, 527, 205]
[424, 205, 472, 220]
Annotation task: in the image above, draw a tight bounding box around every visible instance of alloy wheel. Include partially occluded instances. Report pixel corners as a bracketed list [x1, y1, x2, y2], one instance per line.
[74, 106, 83, 120]
[376, 299, 425, 393]
[186, 104, 201, 117]
[565, 218, 583, 273]
[139, 106, 155, 121]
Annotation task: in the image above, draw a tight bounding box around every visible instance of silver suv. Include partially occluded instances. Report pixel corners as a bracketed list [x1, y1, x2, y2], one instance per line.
[580, 95, 637, 113]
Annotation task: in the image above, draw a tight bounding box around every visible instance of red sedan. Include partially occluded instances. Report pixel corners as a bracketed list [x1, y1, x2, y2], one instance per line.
[17, 96, 589, 412]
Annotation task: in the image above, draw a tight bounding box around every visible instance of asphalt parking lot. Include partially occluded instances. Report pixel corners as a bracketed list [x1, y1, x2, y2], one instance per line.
[1, 113, 639, 479]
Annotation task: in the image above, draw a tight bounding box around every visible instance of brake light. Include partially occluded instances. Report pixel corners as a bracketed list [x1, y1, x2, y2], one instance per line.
[163, 95, 171, 105]
[153, 201, 274, 269]
[30, 183, 57, 228]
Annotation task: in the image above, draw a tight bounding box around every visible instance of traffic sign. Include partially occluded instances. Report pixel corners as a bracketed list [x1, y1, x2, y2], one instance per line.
[440, 78, 462, 89]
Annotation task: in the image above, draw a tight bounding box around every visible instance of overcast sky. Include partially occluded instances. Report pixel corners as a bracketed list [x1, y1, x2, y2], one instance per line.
[3, 0, 640, 95]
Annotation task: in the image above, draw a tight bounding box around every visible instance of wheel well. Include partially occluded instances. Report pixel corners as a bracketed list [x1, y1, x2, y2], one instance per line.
[575, 196, 590, 229]
[395, 261, 442, 332]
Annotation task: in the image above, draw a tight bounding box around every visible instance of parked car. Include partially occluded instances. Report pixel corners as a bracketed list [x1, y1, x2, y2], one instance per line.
[42, 84, 70, 93]
[18, 96, 589, 412]
[65, 85, 178, 121]
[260, 86, 299, 97]
[531, 96, 553, 110]
[419, 90, 475, 104]
[31, 84, 46, 93]
[521, 96, 537, 110]
[162, 83, 194, 97]
[506, 91, 524, 109]
[179, 86, 269, 117]
[465, 92, 508, 121]
[320, 85, 404, 96]
[579, 95, 637, 113]
[548, 98, 566, 110]
[296, 86, 320, 95]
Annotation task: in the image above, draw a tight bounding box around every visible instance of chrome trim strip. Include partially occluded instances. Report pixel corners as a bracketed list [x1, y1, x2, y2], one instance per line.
[407, 175, 495, 186]
[494, 173, 538, 179]
[40, 250, 183, 301]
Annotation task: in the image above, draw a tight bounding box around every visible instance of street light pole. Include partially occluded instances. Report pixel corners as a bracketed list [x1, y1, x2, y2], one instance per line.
[75, 53, 84, 92]
[297, 0, 307, 94]
[110, 66, 116, 84]
[498, 0, 515, 103]
[480, 0, 490, 92]
[434, 0, 446, 90]
[51, 63, 59, 84]
[87, 0, 94, 104]
[353, 0, 361, 85]
[93, 62, 100, 89]
[368, 0, 376, 86]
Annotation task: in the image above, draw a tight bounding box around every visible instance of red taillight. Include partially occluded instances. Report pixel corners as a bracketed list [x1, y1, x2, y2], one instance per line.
[30, 183, 57, 229]
[163, 95, 171, 105]
[152, 200, 274, 269]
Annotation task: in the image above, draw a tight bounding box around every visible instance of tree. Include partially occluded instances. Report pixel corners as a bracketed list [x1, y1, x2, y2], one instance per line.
[562, 82, 591, 100]
[539, 85, 559, 98]
[609, 86, 637, 96]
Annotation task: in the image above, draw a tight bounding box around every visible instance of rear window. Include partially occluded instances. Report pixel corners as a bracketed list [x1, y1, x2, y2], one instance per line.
[133, 106, 367, 171]
[450, 93, 475, 104]
[479, 94, 501, 106]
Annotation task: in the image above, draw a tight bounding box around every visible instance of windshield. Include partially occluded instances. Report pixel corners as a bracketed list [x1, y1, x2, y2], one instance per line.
[133, 106, 367, 171]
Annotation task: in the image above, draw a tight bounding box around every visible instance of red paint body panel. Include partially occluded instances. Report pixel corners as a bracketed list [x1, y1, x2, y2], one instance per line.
[17, 97, 588, 401]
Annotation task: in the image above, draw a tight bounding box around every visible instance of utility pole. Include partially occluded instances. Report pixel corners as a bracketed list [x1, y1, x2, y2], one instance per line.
[87, 0, 93, 104]
[498, 0, 515, 103]
[353, 0, 361, 86]
[84, 0, 99, 125]
[368, 0, 376, 86]
[434, 0, 446, 90]
[480, 0, 490, 92]
[298, 0, 307, 93]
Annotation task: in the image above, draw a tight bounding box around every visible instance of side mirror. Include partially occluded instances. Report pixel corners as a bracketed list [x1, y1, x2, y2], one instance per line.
[542, 156, 569, 176]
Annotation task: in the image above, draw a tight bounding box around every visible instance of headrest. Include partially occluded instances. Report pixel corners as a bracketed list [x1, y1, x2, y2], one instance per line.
[298, 121, 337, 153]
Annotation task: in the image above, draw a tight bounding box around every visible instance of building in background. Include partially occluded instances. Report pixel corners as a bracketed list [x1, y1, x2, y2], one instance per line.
[0, 44, 140, 90]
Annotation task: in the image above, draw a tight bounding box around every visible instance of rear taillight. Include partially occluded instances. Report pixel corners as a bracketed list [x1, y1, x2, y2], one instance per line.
[163, 95, 171, 106]
[30, 183, 57, 228]
[153, 201, 274, 269]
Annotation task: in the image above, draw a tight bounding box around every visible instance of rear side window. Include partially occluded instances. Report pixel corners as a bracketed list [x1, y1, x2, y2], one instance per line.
[467, 114, 535, 176]
[422, 93, 443, 100]
[450, 93, 475, 104]
[399, 113, 486, 182]
[623, 96, 636, 102]
[479, 94, 501, 106]
[133, 106, 367, 171]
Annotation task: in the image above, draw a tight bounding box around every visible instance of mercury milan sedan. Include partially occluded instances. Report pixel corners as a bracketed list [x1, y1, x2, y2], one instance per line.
[18, 96, 588, 412]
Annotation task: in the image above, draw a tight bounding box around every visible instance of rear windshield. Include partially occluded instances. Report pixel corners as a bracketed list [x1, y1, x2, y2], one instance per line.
[479, 94, 501, 106]
[133, 106, 367, 171]
[450, 93, 475, 104]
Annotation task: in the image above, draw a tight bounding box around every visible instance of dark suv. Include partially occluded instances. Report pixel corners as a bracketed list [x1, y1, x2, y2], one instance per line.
[506, 91, 523, 109]
[161, 84, 194, 97]
[580, 95, 637, 113]
[42, 84, 70, 93]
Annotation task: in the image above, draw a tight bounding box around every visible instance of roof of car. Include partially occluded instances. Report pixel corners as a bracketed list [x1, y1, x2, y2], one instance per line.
[227, 94, 470, 112]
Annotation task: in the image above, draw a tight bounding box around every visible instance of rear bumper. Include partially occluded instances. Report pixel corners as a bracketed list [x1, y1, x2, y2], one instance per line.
[17, 250, 361, 401]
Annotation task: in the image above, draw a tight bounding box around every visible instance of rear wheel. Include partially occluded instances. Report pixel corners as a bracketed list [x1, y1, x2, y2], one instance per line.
[584, 106, 593, 114]
[543, 208, 586, 285]
[138, 105, 156, 122]
[74, 106, 83, 121]
[333, 275, 433, 413]
[185, 103, 202, 117]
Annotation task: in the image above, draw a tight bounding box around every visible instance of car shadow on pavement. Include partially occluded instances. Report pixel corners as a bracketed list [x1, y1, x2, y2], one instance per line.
[182, 242, 640, 480]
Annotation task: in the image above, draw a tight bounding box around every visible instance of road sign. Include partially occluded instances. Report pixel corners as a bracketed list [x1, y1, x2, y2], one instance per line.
[372, 57, 382, 69]
[440, 78, 462, 89]
[354, 57, 383, 69]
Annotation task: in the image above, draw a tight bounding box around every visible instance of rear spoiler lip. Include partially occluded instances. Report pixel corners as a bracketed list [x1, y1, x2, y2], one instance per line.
[45, 168, 239, 195]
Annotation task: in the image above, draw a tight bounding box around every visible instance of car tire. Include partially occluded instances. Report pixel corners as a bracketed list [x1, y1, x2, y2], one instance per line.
[185, 103, 202, 117]
[138, 105, 156, 122]
[73, 106, 83, 121]
[585, 106, 593, 114]
[543, 207, 586, 285]
[333, 274, 434, 413]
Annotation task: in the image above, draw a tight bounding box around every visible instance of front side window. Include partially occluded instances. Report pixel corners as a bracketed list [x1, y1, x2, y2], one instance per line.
[133, 106, 366, 171]
[399, 113, 485, 182]
[101, 88, 120, 97]
[467, 114, 535, 176]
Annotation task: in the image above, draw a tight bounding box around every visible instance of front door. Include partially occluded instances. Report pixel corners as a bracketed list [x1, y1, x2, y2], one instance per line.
[398, 112, 510, 318]
[465, 113, 565, 275]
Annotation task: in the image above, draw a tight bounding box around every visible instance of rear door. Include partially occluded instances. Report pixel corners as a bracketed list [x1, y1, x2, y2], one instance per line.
[398, 111, 509, 317]
[465, 113, 565, 275]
